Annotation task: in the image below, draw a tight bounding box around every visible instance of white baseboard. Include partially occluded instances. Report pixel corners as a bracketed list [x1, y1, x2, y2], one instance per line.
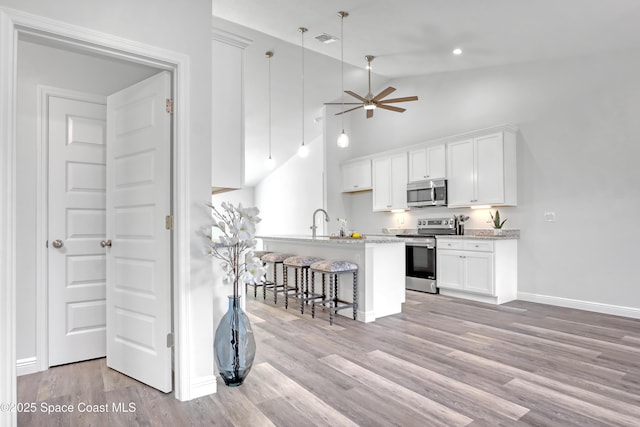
[187, 375, 217, 400]
[517, 292, 640, 319]
[16, 357, 39, 376]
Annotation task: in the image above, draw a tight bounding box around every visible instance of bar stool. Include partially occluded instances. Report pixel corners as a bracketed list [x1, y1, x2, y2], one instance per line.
[309, 260, 358, 325]
[282, 256, 323, 311]
[261, 252, 294, 303]
[245, 250, 271, 298]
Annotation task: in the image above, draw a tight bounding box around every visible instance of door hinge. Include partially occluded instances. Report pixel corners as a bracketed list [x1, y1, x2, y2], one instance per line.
[166, 98, 174, 114]
[166, 215, 174, 230]
[45, 240, 48, 248]
[166, 332, 174, 348]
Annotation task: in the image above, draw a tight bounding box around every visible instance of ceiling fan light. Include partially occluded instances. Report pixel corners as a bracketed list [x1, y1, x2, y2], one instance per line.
[364, 103, 376, 110]
[298, 144, 309, 158]
[337, 131, 350, 148]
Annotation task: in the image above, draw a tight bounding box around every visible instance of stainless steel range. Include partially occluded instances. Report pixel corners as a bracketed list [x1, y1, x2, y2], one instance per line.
[397, 217, 457, 293]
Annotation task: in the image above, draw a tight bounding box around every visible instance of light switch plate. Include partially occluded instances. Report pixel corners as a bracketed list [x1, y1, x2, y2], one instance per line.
[544, 211, 556, 222]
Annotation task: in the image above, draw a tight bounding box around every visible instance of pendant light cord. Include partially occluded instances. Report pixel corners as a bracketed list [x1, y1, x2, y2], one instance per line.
[268, 52, 272, 159]
[340, 13, 345, 129]
[301, 28, 306, 148]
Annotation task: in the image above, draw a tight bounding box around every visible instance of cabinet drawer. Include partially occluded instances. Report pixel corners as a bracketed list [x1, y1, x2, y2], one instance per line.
[438, 240, 463, 250]
[463, 240, 494, 252]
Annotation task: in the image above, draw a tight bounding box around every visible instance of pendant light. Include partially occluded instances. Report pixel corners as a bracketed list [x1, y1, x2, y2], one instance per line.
[297, 27, 309, 158]
[264, 51, 275, 170]
[336, 11, 350, 148]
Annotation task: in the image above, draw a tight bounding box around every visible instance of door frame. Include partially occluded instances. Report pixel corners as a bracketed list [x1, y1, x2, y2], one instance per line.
[0, 8, 195, 424]
[36, 86, 109, 373]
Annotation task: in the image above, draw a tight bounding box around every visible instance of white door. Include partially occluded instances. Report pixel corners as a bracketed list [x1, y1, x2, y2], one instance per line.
[48, 96, 108, 367]
[105, 71, 173, 392]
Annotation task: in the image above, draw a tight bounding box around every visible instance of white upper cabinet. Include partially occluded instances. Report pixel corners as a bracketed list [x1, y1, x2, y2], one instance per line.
[342, 159, 372, 192]
[447, 129, 517, 207]
[211, 30, 251, 192]
[408, 144, 446, 182]
[373, 153, 408, 211]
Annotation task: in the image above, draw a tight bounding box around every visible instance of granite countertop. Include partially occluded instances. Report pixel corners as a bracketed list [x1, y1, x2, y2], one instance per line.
[437, 229, 520, 240]
[258, 235, 409, 244]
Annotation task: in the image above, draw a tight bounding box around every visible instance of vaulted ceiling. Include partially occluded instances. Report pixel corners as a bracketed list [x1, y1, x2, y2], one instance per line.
[212, 0, 640, 185]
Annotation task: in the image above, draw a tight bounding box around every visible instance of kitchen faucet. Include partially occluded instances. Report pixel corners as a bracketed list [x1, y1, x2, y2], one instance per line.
[310, 208, 330, 239]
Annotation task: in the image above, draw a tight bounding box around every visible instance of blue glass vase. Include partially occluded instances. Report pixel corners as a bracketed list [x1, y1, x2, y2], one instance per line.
[214, 295, 256, 386]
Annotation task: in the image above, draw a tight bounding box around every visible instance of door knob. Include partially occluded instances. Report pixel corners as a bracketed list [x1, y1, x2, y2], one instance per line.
[100, 240, 112, 248]
[52, 239, 64, 248]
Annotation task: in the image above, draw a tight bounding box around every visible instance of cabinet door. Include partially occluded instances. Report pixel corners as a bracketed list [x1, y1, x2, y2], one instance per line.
[475, 133, 505, 205]
[372, 157, 392, 211]
[464, 252, 494, 295]
[436, 250, 465, 290]
[408, 148, 427, 182]
[390, 153, 408, 209]
[426, 144, 446, 179]
[342, 160, 371, 192]
[446, 139, 474, 207]
[212, 38, 244, 190]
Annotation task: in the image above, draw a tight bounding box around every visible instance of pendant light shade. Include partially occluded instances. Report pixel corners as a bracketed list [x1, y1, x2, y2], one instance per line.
[337, 11, 350, 148]
[298, 27, 309, 158]
[337, 131, 349, 148]
[297, 144, 309, 158]
[265, 51, 275, 169]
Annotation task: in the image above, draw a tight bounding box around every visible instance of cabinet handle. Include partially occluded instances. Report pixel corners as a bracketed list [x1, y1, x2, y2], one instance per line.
[387, 205, 392, 208]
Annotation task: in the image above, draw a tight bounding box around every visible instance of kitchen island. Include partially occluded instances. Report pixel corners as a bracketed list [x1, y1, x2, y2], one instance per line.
[258, 235, 406, 323]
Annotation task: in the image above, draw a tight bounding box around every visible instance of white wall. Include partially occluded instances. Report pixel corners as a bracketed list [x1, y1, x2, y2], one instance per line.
[15, 39, 157, 363]
[327, 48, 640, 314]
[2, 0, 215, 400]
[255, 136, 324, 236]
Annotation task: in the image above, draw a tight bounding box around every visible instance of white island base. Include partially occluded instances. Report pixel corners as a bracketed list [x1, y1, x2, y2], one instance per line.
[259, 236, 406, 323]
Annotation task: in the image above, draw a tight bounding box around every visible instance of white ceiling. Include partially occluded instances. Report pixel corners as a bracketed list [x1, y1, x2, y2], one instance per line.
[212, 0, 640, 185]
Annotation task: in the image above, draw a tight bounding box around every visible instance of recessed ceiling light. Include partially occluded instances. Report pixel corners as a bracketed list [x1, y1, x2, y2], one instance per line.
[315, 33, 338, 44]
[452, 48, 463, 55]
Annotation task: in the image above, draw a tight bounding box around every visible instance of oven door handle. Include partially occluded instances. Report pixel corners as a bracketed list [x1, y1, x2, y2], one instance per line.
[406, 243, 435, 249]
[430, 187, 435, 203]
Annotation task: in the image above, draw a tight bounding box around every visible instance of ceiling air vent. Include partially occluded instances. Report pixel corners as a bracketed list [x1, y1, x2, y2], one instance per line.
[315, 33, 338, 44]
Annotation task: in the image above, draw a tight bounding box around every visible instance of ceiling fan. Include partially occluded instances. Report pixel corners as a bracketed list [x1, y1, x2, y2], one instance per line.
[330, 55, 419, 119]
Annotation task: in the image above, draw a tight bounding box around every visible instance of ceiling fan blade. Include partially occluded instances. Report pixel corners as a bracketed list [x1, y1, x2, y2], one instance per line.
[377, 104, 406, 113]
[335, 105, 364, 115]
[372, 87, 396, 102]
[378, 96, 419, 104]
[345, 90, 367, 102]
[366, 109, 374, 119]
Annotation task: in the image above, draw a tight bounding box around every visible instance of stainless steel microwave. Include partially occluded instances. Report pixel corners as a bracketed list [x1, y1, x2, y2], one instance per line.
[407, 179, 447, 207]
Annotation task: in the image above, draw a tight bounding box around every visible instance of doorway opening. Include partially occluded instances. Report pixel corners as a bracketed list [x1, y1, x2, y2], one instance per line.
[20, 34, 174, 392]
[1, 10, 194, 414]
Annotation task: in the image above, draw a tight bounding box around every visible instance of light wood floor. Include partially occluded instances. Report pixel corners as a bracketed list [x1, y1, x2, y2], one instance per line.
[18, 291, 640, 426]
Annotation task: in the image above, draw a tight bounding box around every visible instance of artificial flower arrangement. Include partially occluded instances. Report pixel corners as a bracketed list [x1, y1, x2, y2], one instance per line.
[206, 202, 266, 296]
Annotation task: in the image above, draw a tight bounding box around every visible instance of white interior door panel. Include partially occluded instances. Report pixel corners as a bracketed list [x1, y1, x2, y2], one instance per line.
[105, 71, 173, 393]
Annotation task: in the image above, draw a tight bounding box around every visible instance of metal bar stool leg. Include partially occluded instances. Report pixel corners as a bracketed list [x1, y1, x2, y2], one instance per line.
[353, 271, 358, 320]
[311, 271, 316, 318]
[329, 273, 335, 325]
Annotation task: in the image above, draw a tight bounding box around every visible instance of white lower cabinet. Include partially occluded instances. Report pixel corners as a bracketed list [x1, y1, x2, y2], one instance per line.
[437, 238, 517, 304]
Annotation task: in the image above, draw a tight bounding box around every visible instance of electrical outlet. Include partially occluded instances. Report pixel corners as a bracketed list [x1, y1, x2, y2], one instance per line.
[544, 211, 556, 222]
